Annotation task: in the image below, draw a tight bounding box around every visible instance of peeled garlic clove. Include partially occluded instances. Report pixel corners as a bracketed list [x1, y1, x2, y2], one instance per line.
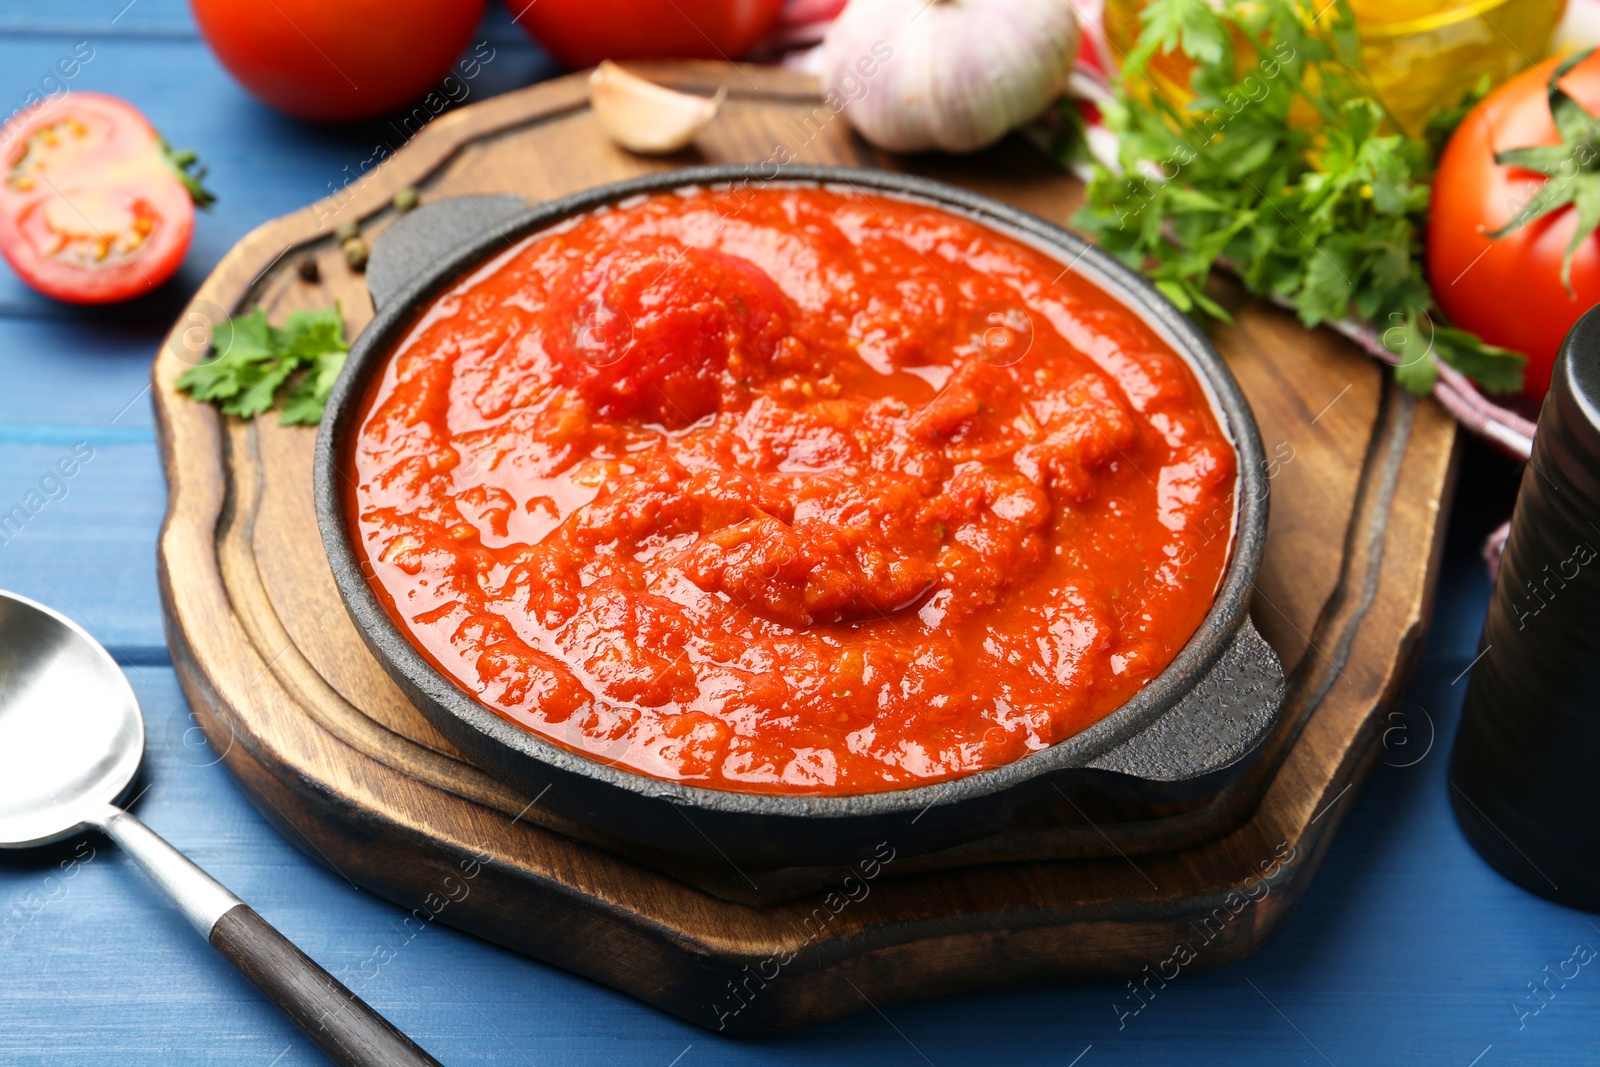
[589, 61, 726, 155]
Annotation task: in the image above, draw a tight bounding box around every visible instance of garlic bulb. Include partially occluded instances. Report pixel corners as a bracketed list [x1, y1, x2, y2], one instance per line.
[820, 0, 1079, 154]
[589, 62, 726, 155]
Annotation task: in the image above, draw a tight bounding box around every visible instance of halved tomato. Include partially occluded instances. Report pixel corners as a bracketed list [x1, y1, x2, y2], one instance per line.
[0, 93, 206, 304]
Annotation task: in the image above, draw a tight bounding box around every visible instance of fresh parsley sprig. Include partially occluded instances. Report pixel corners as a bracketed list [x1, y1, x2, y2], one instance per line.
[1073, 0, 1524, 395]
[175, 305, 348, 425]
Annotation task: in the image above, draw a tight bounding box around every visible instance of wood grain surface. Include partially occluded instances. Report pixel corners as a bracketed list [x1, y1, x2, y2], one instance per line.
[151, 61, 1458, 1034]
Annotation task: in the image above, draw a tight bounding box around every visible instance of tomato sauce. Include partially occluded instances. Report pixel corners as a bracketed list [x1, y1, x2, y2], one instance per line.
[347, 184, 1237, 795]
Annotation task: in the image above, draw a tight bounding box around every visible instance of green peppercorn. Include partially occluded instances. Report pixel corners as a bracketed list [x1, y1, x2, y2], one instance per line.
[342, 237, 369, 272]
[393, 187, 419, 214]
[333, 219, 360, 243]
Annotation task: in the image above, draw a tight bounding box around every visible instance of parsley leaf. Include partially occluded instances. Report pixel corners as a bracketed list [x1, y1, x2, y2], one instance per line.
[176, 305, 349, 425]
[1072, 0, 1525, 396]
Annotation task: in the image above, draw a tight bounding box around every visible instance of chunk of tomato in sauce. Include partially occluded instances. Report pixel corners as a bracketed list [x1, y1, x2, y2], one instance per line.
[544, 238, 791, 428]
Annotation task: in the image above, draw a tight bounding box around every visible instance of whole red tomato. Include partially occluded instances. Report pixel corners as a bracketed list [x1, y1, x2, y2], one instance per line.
[513, 0, 785, 68]
[190, 0, 486, 122]
[1428, 52, 1600, 403]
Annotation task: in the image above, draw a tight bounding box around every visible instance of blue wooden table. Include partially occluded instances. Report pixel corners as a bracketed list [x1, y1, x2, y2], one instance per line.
[1, 4, 1595, 1064]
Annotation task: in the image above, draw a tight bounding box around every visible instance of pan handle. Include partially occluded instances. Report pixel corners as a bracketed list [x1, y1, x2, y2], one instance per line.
[1084, 616, 1286, 801]
[365, 195, 531, 313]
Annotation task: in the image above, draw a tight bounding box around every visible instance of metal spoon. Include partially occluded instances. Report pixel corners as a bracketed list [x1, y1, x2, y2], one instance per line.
[0, 590, 442, 1067]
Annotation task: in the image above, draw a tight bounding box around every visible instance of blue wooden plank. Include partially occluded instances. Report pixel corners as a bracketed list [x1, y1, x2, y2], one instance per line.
[0, 318, 160, 429]
[0, 311, 167, 653]
[0, 441, 165, 657]
[0, 0, 548, 46]
[0, 0, 199, 34]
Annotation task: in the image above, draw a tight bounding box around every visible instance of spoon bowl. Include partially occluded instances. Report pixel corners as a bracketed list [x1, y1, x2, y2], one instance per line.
[0, 591, 143, 848]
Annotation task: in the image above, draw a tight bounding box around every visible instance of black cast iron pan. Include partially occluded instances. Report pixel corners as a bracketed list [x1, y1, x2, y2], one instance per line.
[314, 166, 1285, 868]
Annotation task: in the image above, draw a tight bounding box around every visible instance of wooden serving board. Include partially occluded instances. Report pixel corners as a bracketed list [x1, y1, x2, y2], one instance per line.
[152, 62, 1457, 1033]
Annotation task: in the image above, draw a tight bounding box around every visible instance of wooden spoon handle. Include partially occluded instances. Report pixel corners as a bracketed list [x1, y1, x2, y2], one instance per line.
[210, 904, 444, 1067]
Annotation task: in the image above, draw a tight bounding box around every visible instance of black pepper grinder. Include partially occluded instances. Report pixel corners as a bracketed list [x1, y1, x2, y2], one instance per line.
[1450, 305, 1600, 910]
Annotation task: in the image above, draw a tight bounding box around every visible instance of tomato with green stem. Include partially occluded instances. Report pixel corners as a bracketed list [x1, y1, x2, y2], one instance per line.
[0, 93, 211, 305]
[1428, 49, 1600, 403]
